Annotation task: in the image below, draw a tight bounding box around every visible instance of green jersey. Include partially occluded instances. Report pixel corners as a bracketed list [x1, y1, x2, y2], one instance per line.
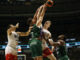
[31, 24, 41, 38]
[57, 45, 67, 58]
[57, 45, 69, 60]
[29, 24, 42, 57]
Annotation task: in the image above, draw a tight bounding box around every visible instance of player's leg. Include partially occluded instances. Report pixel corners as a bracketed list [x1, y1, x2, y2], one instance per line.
[30, 39, 43, 60]
[5, 46, 12, 60]
[6, 54, 12, 60]
[43, 56, 50, 60]
[6, 54, 17, 60]
[43, 48, 56, 60]
[30, 43, 37, 59]
[36, 40, 43, 60]
[47, 54, 56, 60]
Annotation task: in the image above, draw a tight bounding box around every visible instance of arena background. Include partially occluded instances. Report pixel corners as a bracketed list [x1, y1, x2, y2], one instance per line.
[0, 0, 80, 60]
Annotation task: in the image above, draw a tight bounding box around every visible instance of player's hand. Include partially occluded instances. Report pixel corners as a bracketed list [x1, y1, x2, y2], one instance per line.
[10, 24, 14, 27]
[16, 23, 19, 28]
[58, 40, 65, 46]
[29, 26, 33, 30]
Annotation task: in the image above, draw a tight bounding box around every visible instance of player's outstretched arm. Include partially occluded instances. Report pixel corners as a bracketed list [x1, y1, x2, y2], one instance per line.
[36, 4, 47, 27]
[31, 5, 43, 25]
[17, 26, 32, 36]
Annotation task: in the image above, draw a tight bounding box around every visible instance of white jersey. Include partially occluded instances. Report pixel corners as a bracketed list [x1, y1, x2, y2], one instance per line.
[42, 29, 51, 50]
[7, 31, 19, 48]
[5, 31, 19, 55]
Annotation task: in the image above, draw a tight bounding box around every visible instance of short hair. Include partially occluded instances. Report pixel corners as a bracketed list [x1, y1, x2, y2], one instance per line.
[58, 35, 66, 40]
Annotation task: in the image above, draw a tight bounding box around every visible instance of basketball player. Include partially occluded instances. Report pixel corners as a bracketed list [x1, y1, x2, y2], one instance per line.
[5, 23, 32, 60]
[56, 35, 70, 60]
[27, 0, 54, 60]
[40, 21, 56, 60]
[28, 4, 47, 60]
[42, 24, 67, 60]
[29, 1, 57, 60]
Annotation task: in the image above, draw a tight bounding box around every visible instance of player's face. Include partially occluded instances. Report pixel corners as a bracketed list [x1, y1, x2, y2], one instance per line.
[44, 21, 51, 28]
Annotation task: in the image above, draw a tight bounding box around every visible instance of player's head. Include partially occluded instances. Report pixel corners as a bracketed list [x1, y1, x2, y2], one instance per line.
[58, 35, 66, 45]
[58, 35, 66, 40]
[44, 20, 51, 29]
[27, 18, 33, 26]
[9, 23, 19, 31]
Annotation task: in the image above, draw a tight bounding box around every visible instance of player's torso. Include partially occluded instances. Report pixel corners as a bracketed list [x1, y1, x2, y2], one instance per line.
[42, 29, 51, 50]
[7, 31, 19, 48]
[31, 24, 41, 38]
[56, 45, 67, 58]
[42, 29, 51, 40]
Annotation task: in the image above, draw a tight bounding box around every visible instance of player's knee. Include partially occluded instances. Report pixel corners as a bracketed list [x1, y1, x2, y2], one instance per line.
[48, 54, 56, 60]
[51, 54, 56, 60]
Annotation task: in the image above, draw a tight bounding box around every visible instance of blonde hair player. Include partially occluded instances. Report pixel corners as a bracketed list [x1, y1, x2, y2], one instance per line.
[41, 21, 56, 60]
[5, 23, 32, 60]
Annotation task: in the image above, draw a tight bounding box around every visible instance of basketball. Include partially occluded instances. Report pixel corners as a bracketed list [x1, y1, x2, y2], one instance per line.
[46, 0, 53, 7]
